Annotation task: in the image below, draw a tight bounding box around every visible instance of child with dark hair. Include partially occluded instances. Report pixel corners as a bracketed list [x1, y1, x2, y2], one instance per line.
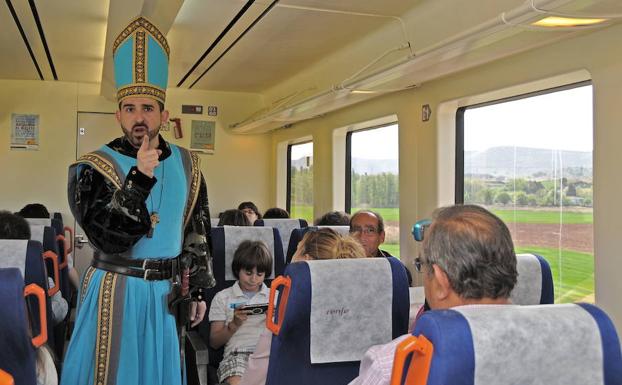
[262, 207, 290, 219]
[218, 209, 252, 226]
[238, 202, 262, 225]
[208, 240, 273, 385]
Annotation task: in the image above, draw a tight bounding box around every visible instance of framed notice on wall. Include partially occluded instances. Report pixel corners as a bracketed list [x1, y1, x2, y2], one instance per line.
[190, 120, 215, 153]
[11, 113, 39, 150]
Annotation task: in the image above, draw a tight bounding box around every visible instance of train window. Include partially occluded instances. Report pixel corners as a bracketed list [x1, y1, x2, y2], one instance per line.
[287, 141, 314, 223]
[456, 81, 593, 303]
[346, 124, 400, 257]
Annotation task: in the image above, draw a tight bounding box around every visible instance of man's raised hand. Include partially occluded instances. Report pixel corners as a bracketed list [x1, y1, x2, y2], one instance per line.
[137, 135, 162, 178]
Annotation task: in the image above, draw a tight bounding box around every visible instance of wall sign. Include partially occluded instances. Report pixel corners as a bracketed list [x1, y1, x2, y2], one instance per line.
[182, 105, 203, 114]
[11, 113, 39, 150]
[190, 120, 215, 153]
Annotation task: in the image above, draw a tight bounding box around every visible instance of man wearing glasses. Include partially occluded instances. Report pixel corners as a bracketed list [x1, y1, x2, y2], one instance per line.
[349, 205, 517, 385]
[349, 210, 412, 285]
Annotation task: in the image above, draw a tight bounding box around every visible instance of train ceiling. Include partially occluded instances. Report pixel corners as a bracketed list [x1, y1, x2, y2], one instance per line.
[1, 0, 621, 132]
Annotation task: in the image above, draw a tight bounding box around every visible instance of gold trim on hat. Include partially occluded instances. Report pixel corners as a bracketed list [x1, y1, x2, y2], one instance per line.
[135, 30, 146, 83]
[113, 16, 169, 58]
[117, 84, 166, 104]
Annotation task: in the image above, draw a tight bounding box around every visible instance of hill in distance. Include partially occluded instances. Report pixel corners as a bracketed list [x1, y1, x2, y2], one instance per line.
[293, 147, 592, 178]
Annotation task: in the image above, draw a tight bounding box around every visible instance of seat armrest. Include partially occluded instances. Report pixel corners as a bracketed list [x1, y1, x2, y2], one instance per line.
[186, 330, 210, 385]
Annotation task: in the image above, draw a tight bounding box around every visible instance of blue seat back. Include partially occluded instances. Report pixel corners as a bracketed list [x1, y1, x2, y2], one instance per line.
[511, 253, 554, 305]
[0, 268, 37, 385]
[197, 226, 285, 367]
[0, 240, 55, 353]
[266, 257, 409, 385]
[255, 218, 308, 263]
[396, 303, 622, 385]
[29, 222, 70, 301]
[209, 226, 285, 295]
[286, 226, 350, 263]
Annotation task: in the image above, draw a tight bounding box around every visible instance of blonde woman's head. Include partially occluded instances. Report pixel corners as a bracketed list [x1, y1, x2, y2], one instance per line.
[292, 228, 366, 262]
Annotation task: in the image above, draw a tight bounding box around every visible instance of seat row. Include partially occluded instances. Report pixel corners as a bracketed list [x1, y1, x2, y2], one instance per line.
[187, 216, 560, 385]
[188, 244, 619, 385]
[211, 216, 351, 263]
[0, 213, 74, 361]
[0, 268, 49, 385]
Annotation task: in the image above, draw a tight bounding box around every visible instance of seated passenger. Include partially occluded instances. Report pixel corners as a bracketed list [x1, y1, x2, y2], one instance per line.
[218, 209, 252, 226]
[208, 240, 273, 385]
[348, 204, 518, 385]
[17, 203, 80, 290]
[314, 210, 350, 226]
[349, 210, 412, 285]
[17, 203, 50, 218]
[240, 228, 366, 385]
[0, 210, 59, 385]
[238, 202, 262, 225]
[0, 211, 68, 324]
[262, 207, 290, 219]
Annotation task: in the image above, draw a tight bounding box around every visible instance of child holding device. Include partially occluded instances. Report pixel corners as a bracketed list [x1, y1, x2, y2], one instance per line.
[208, 240, 273, 385]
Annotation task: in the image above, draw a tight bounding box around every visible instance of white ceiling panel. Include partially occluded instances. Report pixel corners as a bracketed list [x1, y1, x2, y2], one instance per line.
[187, 3, 389, 92]
[168, 0, 272, 88]
[0, 0, 47, 80]
[281, 0, 418, 16]
[35, 0, 110, 83]
[0, 0, 619, 120]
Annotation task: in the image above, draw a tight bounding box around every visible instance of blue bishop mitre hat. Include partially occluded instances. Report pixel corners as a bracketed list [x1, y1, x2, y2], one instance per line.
[113, 16, 169, 104]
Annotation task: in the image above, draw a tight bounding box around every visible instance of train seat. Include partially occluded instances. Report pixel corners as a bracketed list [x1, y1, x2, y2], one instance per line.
[28, 224, 67, 299]
[0, 239, 54, 347]
[189, 225, 285, 385]
[265, 257, 410, 385]
[51, 212, 75, 260]
[0, 268, 45, 385]
[286, 226, 350, 263]
[210, 225, 285, 290]
[391, 303, 622, 385]
[28, 224, 68, 358]
[24, 217, 62, 241]
[255, 218, 308, 262]
[511, 253, 554, 305]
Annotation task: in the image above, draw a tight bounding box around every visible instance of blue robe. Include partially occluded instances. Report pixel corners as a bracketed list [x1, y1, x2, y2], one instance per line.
[62, 143, 197, 385]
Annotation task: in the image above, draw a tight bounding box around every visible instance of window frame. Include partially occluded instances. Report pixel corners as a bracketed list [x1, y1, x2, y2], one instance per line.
[454, 80, 592, 203]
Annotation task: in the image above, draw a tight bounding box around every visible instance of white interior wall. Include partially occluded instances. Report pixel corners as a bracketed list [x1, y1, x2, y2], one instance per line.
[0, 81, 269, 223]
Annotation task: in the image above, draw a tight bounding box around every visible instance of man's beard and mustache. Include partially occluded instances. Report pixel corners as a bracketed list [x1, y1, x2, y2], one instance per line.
[123, 123, 159, 148]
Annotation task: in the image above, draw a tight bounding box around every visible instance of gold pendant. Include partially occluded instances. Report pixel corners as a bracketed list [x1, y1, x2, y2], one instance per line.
[147, 212, 160, 238]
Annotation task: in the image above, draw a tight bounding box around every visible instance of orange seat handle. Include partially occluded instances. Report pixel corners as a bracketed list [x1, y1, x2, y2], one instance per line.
[0, 369, 14, 385]
[266, 275, 291, 336]
[63, 226, 74, 255]
[24, 283, 47, 348]
[390, 334, 434, 385]
[56, 234, 69, 269]
[42, 251, 60, 296]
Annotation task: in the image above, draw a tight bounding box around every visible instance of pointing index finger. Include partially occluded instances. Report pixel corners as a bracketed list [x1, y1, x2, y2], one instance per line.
[140, 134, 149, 151]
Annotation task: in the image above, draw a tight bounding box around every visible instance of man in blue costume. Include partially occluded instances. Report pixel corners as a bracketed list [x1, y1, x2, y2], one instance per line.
[62, 16, 216, 385]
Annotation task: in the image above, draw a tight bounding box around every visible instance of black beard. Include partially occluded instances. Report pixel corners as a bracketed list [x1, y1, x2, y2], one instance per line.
[122, 124, 158, 148]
